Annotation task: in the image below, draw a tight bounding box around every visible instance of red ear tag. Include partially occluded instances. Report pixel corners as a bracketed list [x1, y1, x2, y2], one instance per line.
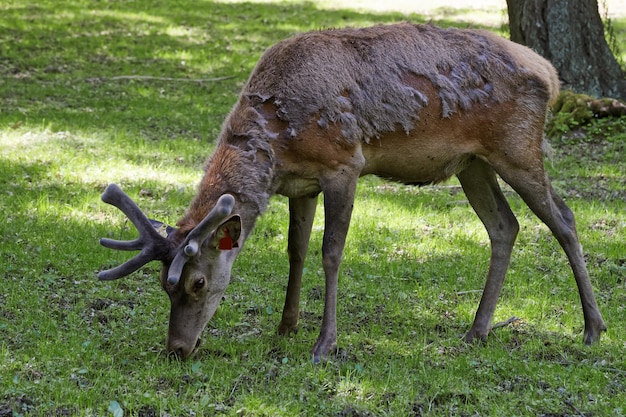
[218, 229, 234, 250]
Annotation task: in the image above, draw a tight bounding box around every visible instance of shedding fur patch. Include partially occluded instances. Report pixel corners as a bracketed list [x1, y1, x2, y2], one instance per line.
[242, 23, 551, 145]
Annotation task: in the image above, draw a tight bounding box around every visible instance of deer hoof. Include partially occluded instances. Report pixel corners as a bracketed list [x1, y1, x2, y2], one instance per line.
[583, 321, 607, 345]
[464, 329, 489, 344]
[277, 321, 298, 336]
[311, 338, 337, 364]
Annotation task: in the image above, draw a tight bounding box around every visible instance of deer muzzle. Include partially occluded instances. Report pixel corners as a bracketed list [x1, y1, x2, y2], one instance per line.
[167, 336, 202, 360]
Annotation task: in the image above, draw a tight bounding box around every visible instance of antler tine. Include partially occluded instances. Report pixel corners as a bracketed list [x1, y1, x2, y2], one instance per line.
[166, 194, 235, 285]
[98, 184, 171, 281]
[100, 184, 164, 241]
[183, 194, 235, 256]
[98, 251, 161, 281]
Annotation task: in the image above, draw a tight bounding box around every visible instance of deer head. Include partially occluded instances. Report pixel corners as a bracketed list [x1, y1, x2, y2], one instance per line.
[98, 184, 241, 359]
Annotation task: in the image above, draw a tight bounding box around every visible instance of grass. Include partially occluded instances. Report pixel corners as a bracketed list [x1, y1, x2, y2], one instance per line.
[1, 0, 625, 416]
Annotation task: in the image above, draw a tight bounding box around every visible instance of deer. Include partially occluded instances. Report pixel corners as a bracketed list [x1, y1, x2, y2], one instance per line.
[98, 22, 606, 361]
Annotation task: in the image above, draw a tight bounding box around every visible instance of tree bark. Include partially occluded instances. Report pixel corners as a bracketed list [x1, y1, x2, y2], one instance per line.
[507, 0, 626, 101]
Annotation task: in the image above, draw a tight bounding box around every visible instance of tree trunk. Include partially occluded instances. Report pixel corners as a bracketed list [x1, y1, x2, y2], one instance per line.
[507, 0, 626, 101]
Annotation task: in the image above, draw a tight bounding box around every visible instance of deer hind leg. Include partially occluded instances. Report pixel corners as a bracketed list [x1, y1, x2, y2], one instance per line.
[278, 195, 318, 336]
[491, 149, 606, 344]
[457, 158, 520, 342]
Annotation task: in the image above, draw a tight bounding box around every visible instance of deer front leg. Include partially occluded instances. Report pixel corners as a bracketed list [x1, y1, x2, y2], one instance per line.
[311, 174, 359, 362]
[457, 159, 519, 342]
[278, 195, 318, 335]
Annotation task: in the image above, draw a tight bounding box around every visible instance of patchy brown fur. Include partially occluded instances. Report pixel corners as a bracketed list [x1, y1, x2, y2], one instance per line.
[245, 23, 558, 145]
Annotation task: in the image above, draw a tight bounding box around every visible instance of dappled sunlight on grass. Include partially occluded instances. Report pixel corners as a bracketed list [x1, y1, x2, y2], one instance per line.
[1, 128, 206, 186]
[216, 0, 509, 27]
[87, 8, 169, 25]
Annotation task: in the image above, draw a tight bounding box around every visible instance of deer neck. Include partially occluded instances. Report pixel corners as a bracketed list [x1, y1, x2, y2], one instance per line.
[177, 136, 275, 241]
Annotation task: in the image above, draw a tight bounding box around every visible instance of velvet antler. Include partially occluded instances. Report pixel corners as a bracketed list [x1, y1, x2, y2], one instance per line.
[98, 184, 173, 280]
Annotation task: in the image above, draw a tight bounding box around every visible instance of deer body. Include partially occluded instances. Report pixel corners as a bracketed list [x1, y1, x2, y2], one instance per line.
[99, 23, 606, 360]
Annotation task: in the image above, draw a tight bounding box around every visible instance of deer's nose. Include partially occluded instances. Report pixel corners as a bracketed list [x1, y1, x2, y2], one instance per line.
[167, 340, 189, 360]
[167, 338, 201, 360]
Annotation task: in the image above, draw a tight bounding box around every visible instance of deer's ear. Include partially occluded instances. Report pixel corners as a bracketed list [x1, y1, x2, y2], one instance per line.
[149, 219, 177, 238]
[208, 215, 241, 250]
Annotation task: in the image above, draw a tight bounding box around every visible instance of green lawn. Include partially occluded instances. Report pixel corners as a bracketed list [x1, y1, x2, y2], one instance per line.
[1, 1, 625, 416]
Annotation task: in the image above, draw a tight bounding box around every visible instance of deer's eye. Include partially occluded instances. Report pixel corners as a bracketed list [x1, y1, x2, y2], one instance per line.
[193, 277, 206, 290]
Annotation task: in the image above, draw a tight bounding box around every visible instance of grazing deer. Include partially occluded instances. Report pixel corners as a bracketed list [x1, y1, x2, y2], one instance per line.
[98, 23, 606, 360]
